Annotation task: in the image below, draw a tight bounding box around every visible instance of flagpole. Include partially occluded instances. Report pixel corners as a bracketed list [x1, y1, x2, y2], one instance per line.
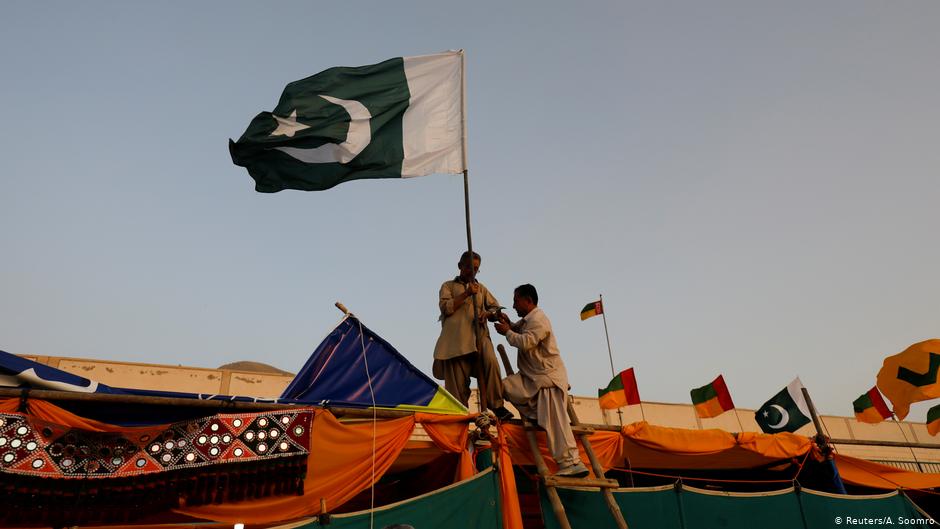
[458, 50, 490, 414]
[460, 50, 471, 256]
[733, 409, 745, 434]
[598, 294, 623, 427]
[801, 387, 847, 494]
[890, 416, 925, 472]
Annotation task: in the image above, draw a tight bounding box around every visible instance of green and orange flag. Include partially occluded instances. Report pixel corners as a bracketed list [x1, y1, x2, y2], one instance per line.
[598, 368, 640, 409]
[876, 339, 940, 420]
[928, 404, 940, 436]
[690, 375, 735, 418]
[580, 300, 603, 321]
[852, 387, 892, 424]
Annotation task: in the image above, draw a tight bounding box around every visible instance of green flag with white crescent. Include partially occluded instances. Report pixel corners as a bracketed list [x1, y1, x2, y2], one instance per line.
[754, 378, 812, 434]
[230, 51, 465, 192]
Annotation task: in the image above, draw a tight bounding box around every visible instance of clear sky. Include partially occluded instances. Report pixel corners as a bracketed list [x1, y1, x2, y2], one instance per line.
[2, 1, 938, 421]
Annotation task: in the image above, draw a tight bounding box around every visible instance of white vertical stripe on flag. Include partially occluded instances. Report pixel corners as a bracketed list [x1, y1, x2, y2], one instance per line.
[401, 51, 465, 177]
[786, 378, 812, 419]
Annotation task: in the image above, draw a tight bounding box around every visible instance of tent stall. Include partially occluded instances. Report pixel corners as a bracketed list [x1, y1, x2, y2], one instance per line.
[1, 315, 938, 528]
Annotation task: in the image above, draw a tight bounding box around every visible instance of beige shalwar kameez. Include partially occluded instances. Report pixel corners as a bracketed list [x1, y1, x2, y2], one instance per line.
[502, 306, 582, 468]
[432, 278, 505, 408]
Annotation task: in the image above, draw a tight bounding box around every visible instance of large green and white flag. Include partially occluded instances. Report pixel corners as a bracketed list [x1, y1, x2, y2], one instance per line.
[230, 51, 465, 192]
[755, 378, 812, 434]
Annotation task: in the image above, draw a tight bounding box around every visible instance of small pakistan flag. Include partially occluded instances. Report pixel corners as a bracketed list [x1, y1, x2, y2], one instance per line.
[755, 378, 812, 434]
[230, 51, 465, 192]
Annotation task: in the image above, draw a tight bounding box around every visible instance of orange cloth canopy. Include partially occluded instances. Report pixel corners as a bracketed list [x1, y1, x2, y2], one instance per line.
[503, 421, 814, 472]
[6, 397, 940, 527]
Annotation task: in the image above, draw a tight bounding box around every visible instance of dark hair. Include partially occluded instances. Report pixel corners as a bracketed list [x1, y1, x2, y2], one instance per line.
[514, 284, 538, 305]
[459, 251, 481, 264]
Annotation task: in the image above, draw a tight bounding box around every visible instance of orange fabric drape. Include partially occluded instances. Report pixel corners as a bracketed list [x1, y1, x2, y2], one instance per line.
[14, 398, 169, 433]
[623, 421, 737, 454]
[415, 412, 474, 480]
[0, 397, 20, 413]
[502, 421, 814, 472]
[736, 430, 814, 460]
[501, 423, 623, 472]
[493, 424, 524, 529]
[177, 409, 416, 524]
[415, 414, 523, 529]
[835, 453, 940, 490]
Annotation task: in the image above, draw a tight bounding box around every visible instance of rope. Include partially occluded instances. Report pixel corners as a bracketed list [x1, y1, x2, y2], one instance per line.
[792, 450, 813, 483]
[355, 317, 378, 529]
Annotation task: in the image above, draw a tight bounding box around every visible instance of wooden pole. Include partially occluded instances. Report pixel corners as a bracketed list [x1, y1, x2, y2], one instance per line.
[525, 425, 573, 529]
[463, 168, 490, 415]
[497, 344, 513, 377]
[0, 387, 474, 421]
[598, 294, 622, 427]
[801, 387, 847, 494]
[455, 50, 489, 414]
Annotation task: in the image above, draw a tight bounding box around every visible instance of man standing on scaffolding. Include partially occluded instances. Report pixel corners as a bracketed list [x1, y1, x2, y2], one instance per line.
[433, 251, 514, 421]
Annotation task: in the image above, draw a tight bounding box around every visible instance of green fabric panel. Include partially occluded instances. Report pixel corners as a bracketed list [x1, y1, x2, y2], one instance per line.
[799, 490, 928, 529]
[599, 374, 625, 396]
[690, 383, 718, 405]
[292, 469, 502, 529]
[542, 485, 931, 529]
[853, 393, 874, 413]
[680, 488, 804, 529]
[927, 403, 940, 423]
[541, 486, 682, 529]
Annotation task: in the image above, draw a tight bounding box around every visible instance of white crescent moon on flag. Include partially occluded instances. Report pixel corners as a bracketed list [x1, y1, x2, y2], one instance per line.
[768, 404, 789, 429]
[275, 95, 372, 164]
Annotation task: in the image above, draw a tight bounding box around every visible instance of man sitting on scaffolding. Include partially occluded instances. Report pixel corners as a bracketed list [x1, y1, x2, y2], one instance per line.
[494, 283, 589, 477]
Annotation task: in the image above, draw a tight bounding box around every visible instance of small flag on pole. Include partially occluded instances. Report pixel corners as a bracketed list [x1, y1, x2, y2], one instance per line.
[690, 375, 735, 418]
[754, 378, 812, 433]
[598, 368, 640, 409]
[927, 404, 940, 436]
[852, 387, 892, 424]
[580, 300, 603, 321]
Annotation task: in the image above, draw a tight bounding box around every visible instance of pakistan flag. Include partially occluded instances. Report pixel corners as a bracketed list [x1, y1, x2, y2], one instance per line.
[230, 51, 465, 192]
[755, 378, 812, 434]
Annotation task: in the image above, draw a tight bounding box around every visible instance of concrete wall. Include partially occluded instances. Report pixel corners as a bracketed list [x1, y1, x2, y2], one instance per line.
[25, 355, 294, 398]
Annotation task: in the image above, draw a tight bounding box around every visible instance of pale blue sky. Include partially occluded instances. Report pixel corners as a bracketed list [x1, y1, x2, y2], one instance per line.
[2, 1, 938, 421]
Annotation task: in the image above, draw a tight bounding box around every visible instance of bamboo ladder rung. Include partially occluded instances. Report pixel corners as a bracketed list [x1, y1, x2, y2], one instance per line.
[569, 425, 596, 435]
[543, 476, 620, 489]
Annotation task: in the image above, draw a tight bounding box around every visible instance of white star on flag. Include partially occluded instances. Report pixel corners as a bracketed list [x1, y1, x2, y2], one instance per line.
[270, 110, 309, 138]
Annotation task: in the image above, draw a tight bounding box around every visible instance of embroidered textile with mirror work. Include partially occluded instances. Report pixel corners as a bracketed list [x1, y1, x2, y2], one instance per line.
[0, 409, 312, 526]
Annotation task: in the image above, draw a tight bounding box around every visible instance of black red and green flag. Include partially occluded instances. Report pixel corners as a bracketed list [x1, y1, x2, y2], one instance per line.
[690, 375, 735, 418]
[598, 368, 640, 409]
[580, 300, 603, 321]
[852, 387, 892, 424]
[928, 404, 940, 436]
